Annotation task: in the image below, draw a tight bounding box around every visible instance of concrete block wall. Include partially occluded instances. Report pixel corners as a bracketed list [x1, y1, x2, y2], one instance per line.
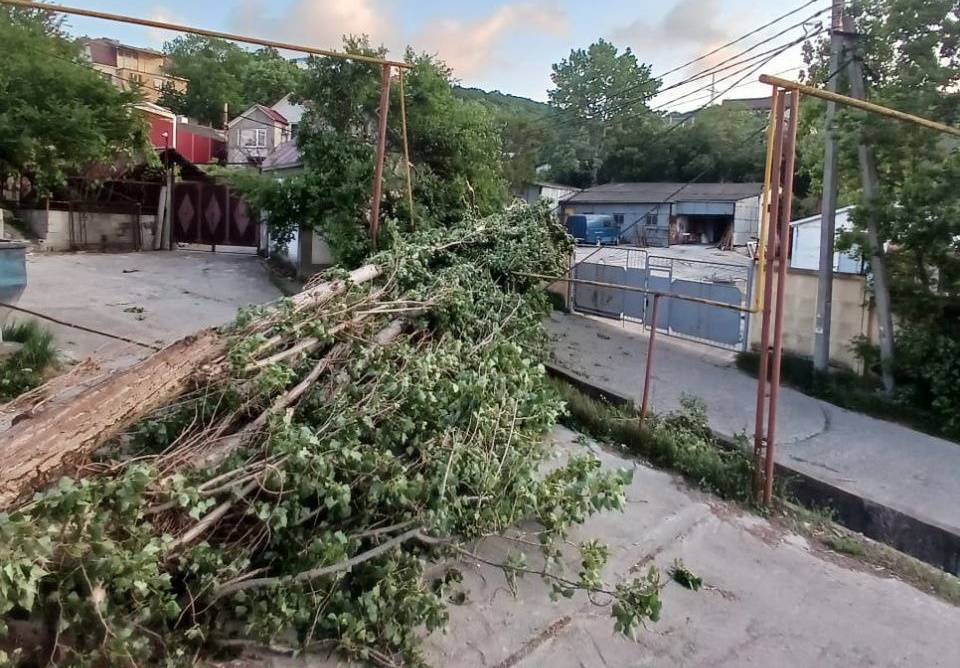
[20, 209, 156, 251]
[749, 268, 879, 370]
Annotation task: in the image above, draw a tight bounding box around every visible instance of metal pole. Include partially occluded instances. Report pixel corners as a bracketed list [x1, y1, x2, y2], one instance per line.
[753, 91, 780, 312]
[369, 64, 391, 247]
[763, 90, 801, 505]
[813, 0, 845, 372]
[398, 69, 415, 230]
[640, 294, 660, 421]
[0, 0, 412, 69]
[753, 88, 786, 499]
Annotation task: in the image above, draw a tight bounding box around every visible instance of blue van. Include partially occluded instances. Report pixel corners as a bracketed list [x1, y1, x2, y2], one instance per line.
[566, 214, 620, 245]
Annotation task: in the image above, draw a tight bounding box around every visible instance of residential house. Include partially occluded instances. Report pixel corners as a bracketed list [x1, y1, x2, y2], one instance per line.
[84, 38, 187, 104]
[562, 182, 763, 247]
[136, 102, 226, 165]
[789, 206, 864, 274]
[517, 182, 580, 212]
[270, 94, 307, 138]
[227, 104, 290, 166]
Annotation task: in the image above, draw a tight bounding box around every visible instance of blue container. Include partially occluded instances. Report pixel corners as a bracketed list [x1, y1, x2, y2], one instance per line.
[0, 241, 28, 329]
[566, 214, 620, 245]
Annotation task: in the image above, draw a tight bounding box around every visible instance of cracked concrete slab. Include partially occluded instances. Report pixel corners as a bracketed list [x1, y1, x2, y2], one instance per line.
[227, 433, 959, 668]
[421, 428, 960, 668]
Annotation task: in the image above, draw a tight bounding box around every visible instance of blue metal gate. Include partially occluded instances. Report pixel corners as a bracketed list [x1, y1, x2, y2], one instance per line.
[571, 249, 753, 350]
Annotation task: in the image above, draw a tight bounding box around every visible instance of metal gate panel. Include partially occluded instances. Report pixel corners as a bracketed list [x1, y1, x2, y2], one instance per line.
[172, 182, 259, 248]
[669, 280, 743, 345]
[623, 268, 647, 322]
[574, 263, 624, 317]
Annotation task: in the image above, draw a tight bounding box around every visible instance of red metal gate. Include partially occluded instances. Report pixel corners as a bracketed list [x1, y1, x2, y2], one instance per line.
[171, 182, 258, 248]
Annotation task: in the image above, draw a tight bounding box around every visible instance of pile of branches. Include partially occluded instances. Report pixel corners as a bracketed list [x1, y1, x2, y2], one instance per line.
[0, 204, 661, 666]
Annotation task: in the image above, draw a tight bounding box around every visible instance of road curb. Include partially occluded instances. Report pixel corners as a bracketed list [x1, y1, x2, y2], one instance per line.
[546, 362, 960, 576]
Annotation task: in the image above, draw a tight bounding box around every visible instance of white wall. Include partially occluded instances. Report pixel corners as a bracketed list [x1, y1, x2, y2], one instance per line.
[21, 209, 156, 251]
[733, 196, 761, 246]
[790, 207, 862, 274]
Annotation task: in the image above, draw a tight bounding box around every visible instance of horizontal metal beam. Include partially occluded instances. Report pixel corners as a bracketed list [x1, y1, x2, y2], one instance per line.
[0, 0, 411, 69]
[760, 74, 960, 137]
[518, 271, 753, 313]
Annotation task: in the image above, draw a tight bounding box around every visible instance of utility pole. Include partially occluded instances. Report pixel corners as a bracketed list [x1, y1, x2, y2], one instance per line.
[813, 0, 845, 372]
[844, 17, 897, 393]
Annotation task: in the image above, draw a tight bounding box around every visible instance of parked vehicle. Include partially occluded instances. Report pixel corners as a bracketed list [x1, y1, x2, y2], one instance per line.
[565, 214, 620, 245]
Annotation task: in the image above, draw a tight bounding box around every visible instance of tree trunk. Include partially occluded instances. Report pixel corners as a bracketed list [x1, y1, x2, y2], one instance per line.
[846, 53, 897, 394]
[0, 264, 383, 509]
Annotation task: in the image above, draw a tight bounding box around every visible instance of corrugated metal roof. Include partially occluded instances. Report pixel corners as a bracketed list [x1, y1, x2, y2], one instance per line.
[261, 140, 302, 171]
[564, 182, 763, 204]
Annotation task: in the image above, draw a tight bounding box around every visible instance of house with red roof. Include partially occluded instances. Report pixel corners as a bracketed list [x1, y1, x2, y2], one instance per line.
[226, 103, 291, 166]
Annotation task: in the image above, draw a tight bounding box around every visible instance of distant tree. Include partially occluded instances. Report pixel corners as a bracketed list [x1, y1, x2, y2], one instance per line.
[242, 48, 301, 108]
[232, 37, 506, 267]
[548, 39, 660, 185]
[161, 37, 300, 126]
[0, 6, 147, 193]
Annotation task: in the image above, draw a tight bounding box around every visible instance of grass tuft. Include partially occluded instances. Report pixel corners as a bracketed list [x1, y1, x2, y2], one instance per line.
[1, 320, 57, 400]
[551, 378, 754, 501]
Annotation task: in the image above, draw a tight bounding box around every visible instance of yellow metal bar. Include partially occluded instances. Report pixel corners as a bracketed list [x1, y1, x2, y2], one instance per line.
[0, 0, 411, 68]
[753, 87, 781, 313]
[760, 74, 960, 137]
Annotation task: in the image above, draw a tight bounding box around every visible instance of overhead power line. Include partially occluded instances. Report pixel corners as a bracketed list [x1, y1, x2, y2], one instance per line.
[530, 2, 828, 134]
[655, 0, 825, 80]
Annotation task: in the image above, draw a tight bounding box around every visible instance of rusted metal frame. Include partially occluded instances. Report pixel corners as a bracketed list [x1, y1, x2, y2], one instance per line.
[762, 90, 801, 505]
[760, 74, 960, 138]
[516, 272, 748, 313]
[0, 0, 411, 69]
[370, 64, 392, 246]
[753, 88, 787, 500]
[640, 294, 661, 421]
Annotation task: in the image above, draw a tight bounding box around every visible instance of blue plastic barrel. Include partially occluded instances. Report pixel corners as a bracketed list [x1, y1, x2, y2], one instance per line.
[0, 241, 27, 330]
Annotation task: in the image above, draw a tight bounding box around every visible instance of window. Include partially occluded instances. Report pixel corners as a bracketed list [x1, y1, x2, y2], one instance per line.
[645, 214, 658, 226]
[613, 213, 625, 227]
[239, 128, 267, 148]
[154, 78, 165, 90]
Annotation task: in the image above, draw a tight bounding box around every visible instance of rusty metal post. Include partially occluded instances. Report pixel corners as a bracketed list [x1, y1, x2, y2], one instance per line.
[640, 294, 661, 421]
[369, 64, 392, 246]
[753, 88, 786, 500]
[762, 90, 801, 505]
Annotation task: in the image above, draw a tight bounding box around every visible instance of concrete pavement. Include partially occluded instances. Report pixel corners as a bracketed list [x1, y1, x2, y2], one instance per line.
[547, 312, 960, 573]
[12, 250, 282, 368]
[254, 428, 960, 668]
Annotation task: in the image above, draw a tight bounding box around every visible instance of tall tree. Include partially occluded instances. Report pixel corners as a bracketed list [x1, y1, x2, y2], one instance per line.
[234, 37, 506, 267]
[160, 36, 300, 126]
[548, 39, 660, 185]
[801, 0, 960, 425]
[0, 6, 147, 193]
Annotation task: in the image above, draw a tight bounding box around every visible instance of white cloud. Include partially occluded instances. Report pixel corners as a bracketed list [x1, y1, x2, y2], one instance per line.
[611, 0, 739, 73]
[226, 0, 395, 52]
[415, 3, 569, 78]
[146, 6, 190, 48]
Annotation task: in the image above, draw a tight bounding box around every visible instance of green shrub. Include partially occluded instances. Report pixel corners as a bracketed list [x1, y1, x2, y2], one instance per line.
[1, 320, 57, 400]
[551, 379, 754, 501]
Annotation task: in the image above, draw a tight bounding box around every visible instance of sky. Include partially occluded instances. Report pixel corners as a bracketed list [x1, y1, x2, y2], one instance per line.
[58, 0, 828, 109]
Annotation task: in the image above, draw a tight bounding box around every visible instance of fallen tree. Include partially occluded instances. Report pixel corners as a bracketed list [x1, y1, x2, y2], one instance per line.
[0, 204, 662, 666]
